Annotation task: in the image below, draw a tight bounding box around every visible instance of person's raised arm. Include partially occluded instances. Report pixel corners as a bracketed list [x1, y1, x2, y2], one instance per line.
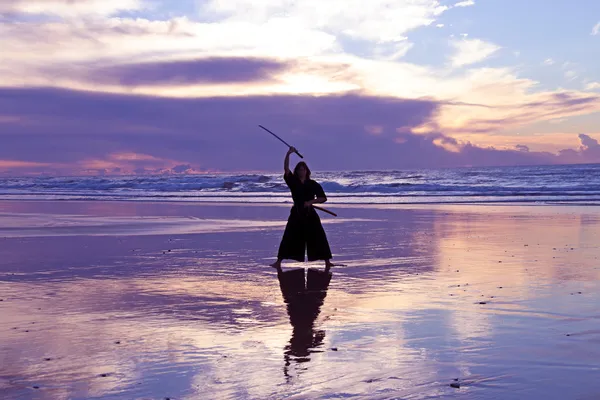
[284, 146, 296, 175]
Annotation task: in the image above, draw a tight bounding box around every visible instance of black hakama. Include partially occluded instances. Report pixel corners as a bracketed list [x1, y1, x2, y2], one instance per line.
[276, 172, 333, 262]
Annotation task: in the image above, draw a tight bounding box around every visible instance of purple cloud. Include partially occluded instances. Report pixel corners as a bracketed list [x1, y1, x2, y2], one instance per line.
[83, 57, 292, 86]
[0, 87, 438, 170]
[1, 86, 600, 174]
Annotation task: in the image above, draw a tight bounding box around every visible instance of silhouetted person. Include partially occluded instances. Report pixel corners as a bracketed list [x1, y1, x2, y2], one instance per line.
[270, 146, 334, 270]
[275, 265, 332, 378]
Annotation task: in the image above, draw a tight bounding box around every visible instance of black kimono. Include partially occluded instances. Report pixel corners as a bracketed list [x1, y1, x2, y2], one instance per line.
[277, 171, 333, 262]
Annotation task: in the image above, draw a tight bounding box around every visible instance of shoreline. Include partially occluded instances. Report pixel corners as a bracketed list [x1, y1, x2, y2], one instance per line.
[1, 198, 600, 207]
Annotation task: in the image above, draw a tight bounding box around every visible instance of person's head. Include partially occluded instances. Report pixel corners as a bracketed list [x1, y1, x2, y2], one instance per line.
[294, 161, 311, 180]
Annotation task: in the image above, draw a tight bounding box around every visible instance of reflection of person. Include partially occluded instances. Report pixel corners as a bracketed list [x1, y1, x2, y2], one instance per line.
[276, 266, 332, 378]
[270, 146, 334, 270]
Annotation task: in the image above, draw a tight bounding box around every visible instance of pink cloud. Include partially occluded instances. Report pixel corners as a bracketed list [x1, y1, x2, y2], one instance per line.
[78, 152, 203, 175]
[0, 160, 51, 168]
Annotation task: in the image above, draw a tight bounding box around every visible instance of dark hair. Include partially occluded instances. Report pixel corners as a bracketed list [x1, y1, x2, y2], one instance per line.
[294, 162, 311, 179]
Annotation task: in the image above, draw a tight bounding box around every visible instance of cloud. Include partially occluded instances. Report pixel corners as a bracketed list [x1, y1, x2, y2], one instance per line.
[515, 144, 530, 152]
[553, 134, 600, 164]
[202, 0, 449, 43]
[0, 16, 340, 88]
[76, 57, 292, 87]
[586, 82, 600, 91]
[578, 133, 600, 158]
[0, 87, 439, 173]
[449, 38, 501, 67]
[1, 87, 600, 175]
[0, 1, 450, 64]
[454, 0, 475, 7]
[196, 0, 451, 60]
[543, 58, 555, 66]
[1, 3, 600, 174]
[592, 22, 600, 36]
[78, 152, 203, 175]
[171, 164, 194, 174]
[0, 0, 141, 17]
[0, 160, 51, 168]
[564, 70, 578, 81]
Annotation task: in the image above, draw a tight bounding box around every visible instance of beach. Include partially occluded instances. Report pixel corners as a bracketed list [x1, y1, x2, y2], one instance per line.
[1, 200, 600, 399]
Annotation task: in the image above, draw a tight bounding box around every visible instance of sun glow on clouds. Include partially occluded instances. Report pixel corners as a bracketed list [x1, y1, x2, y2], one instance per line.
[202, 0, 448, 43]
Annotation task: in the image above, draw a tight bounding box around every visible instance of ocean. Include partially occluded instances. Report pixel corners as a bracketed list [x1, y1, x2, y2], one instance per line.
[1, 163, 599, 205]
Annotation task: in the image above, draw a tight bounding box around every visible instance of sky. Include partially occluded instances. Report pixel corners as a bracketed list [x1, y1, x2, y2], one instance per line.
[1, 0, 600, 175]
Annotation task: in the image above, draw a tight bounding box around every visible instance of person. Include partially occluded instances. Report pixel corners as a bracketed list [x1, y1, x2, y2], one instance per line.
[270, 146, 334, 270]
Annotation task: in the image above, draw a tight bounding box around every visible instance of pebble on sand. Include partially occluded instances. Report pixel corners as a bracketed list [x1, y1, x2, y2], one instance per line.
[450, 382, 461, 388]
[33, 386, 40, 389]
[478, 301, 487, 305]
[331, 347, 338, 351]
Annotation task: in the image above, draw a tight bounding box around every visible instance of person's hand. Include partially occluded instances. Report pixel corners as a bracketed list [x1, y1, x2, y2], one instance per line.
[287, 146, 297, 155]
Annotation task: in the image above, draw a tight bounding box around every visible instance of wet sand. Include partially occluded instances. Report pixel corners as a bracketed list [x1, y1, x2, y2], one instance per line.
[1, 200, 599, 399]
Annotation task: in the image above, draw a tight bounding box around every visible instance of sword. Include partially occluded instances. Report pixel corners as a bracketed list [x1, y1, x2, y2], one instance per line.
[259, 125, 304, 158]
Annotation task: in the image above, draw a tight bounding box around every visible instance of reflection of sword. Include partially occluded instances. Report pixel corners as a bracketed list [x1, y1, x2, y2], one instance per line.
[313, 205, 337, 217]
[259, 125, 304, 158]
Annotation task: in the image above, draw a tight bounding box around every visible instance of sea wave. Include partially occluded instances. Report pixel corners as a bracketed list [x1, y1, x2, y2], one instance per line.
[1, 164, 600, 204]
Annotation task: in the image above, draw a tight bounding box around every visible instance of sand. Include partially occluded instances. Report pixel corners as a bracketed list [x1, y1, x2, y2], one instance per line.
[1, 200, 599, 399]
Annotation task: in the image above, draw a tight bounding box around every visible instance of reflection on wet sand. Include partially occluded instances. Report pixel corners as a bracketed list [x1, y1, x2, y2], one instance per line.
[1, 201, 600, 399]
[277, 267, 332, 380]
